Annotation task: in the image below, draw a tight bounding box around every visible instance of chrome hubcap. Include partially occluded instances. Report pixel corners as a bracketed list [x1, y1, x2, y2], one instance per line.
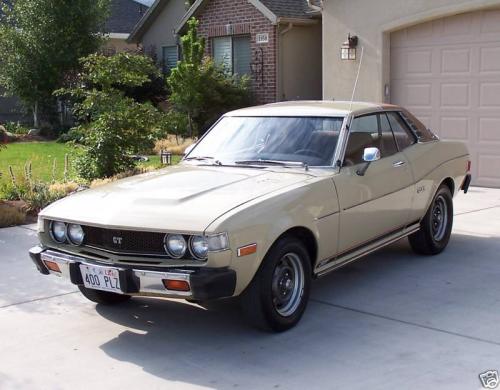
[431, 195, 448, 241]
[272, 253, 304, 317]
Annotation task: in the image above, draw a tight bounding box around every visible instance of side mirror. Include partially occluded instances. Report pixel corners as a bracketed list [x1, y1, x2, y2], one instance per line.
[357, 147, 380, 176]
[363, 147, 381, 163]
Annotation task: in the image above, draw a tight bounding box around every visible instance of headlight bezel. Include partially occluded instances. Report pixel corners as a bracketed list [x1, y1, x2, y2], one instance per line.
[67, 224, 85, 246]
[164, 233, 188, 259]
[50, 221, 67, 244]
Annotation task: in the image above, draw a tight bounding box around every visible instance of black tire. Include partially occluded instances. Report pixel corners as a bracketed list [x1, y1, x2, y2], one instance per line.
[240, 236, 312, 332]
[409, 184, 453, 255]
[78, 286, 131, 305]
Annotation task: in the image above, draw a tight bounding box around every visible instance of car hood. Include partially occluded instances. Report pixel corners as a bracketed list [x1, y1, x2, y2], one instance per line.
[40, 164, 312, 233]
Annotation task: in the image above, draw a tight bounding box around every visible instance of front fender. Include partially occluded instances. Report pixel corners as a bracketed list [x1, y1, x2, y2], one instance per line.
[205, 177, 339, 295]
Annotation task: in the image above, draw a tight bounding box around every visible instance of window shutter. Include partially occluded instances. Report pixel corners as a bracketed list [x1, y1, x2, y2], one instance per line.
[233, 36, 251, 76]
[162, 46, 178, 74]
[213, 36, 232, 73]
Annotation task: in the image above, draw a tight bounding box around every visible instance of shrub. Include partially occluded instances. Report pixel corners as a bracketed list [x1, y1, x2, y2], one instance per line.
[57, 128, 86, 143]
[153, 135, 195, 156]
[168, 18, 252, 137]
[59, 53, 166, 180]
[3, 122, 30, 135]
[4, 163, 70, 212]
[0, 202, 26, 227]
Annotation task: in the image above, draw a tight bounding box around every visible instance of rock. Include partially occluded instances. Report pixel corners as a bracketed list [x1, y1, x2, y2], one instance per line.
[28, 128, 41, 136]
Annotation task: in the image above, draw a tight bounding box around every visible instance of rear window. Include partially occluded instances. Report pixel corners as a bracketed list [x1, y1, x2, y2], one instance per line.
[399, 110, 438, 142]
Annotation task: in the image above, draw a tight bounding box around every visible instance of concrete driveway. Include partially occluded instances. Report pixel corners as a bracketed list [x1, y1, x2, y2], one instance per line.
[1, 188, 499, 390]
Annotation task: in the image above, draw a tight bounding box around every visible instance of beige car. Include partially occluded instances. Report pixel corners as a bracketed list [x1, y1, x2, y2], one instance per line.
[29, 101, 471, 331]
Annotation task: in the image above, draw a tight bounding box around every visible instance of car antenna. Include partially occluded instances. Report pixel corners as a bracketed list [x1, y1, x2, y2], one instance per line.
[349, 46, 365, 111]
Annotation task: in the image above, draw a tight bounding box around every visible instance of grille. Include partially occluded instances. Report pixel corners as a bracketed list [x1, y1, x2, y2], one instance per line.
[82, 226, 167, 256]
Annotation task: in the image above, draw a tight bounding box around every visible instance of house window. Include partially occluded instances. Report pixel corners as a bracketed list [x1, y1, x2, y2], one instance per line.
[212, 35, 251, 76]
[162, 45, 179, 74]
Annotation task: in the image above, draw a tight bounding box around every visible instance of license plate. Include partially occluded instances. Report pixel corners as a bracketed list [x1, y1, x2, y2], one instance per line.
[80, 264, 123, 294]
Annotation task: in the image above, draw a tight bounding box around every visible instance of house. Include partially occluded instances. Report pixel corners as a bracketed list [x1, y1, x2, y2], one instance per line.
[128, 0, 188, 68]
[322, 0, 500, 188]
[129, 0, 323, 103]
[103, 0, 150, 54]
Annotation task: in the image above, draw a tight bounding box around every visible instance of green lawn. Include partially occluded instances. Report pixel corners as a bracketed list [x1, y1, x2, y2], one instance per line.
[0, 142, 178, 185]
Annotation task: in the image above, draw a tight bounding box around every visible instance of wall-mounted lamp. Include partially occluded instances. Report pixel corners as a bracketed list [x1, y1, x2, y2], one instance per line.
[340, 34, 358, 61]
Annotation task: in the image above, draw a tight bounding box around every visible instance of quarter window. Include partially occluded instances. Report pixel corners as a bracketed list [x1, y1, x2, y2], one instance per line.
[386, 112, 416, 150]
[212, 35, 251, 76]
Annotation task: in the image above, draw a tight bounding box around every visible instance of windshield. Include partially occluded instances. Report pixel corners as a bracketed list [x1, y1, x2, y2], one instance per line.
[185, 116, 344, 166]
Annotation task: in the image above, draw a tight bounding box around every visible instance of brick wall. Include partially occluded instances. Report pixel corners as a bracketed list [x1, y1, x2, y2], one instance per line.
[196, 0, 278, 104]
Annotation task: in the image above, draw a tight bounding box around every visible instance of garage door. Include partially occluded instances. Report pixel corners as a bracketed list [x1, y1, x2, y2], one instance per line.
[391, 9, 500, 187]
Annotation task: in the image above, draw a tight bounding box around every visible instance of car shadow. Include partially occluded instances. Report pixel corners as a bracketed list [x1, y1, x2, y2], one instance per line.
[95, 232, 500, 389]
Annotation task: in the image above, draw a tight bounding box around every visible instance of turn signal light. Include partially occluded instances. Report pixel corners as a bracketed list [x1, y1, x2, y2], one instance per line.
[467, 160, 471, 172]
[237, 243, 257, 257]
[44, 260, 61, 273]
[163, 279, 190, 292]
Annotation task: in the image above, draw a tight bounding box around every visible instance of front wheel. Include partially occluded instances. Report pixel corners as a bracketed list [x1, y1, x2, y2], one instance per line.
[78, 286, 131, 305]
[240, 237, 312, 332]
[409, 184, 453, 255]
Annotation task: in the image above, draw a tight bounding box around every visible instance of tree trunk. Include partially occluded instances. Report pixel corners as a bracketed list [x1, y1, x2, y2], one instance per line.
[33, 101, 39, 129]
[187, 113, 194, 138]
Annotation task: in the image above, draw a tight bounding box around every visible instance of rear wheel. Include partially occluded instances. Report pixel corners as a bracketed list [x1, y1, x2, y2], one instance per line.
[78, 286, 131, 305]
[409, 184, 453, 255]
[241, 237, 311, 332]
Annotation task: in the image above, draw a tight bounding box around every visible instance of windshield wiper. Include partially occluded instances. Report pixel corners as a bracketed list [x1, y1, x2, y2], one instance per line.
[235, 159, 308, 169]
[184, 156, 215, 161]
[184, 156, 223, 166]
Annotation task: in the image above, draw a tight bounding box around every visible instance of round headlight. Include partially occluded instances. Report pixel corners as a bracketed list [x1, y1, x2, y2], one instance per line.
[165, 234, 187, 258]
[51, 221, 67, 243]
[190, 235, 209, 260]
[67, 224, 85, 246]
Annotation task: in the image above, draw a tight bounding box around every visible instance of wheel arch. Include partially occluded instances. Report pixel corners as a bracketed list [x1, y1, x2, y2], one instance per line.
[274, 226, 318, 273]
[441, 177, 455, 196]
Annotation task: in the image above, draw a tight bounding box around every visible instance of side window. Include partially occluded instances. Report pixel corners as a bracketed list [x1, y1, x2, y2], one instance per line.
[344, 114, 379, 166]
[399, 110, 438, 142]
[386, 112, 416, 150]
[379, 113, 398, 157]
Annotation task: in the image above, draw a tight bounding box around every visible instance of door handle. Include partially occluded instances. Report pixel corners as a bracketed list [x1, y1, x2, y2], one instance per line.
[393, 161, 406, 167]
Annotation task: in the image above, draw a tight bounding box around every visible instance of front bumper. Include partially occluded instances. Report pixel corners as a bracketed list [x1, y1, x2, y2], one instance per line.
[29, 246, 236, 301]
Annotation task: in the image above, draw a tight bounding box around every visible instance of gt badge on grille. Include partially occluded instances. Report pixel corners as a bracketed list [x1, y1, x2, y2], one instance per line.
[113, 236, 123, 245]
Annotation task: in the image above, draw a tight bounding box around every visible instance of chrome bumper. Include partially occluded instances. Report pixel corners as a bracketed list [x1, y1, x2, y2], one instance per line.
[29, 247, 236, 300]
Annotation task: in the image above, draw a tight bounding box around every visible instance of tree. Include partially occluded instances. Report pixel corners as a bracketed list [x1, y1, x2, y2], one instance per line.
[0, 0, 109, 128]
[59, 53, 164, 180]
[167, 18, 252, 137]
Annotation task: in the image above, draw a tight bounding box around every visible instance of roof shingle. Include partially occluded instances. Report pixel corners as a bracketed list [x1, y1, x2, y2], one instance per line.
[105, 0, 149, 34]
[260, 0, 318, 19]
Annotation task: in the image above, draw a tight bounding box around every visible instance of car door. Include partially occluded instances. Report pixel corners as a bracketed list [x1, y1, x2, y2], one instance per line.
[333, 112, 414, 255]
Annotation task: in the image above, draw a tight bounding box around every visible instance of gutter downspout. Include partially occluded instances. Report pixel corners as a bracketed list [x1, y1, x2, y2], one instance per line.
[279, 23, 294, 101]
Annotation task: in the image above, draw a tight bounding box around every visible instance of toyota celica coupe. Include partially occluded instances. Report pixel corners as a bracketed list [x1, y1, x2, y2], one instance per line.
[29, 101, 472, 331]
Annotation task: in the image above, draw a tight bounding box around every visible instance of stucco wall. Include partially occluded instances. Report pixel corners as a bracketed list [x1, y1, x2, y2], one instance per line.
[141, 0, 187, 61]
[279, 23, 322, 101]
[322, 0, 500, 102]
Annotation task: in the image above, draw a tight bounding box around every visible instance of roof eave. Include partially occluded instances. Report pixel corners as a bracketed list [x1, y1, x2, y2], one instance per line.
[128, 0, 165, 43]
